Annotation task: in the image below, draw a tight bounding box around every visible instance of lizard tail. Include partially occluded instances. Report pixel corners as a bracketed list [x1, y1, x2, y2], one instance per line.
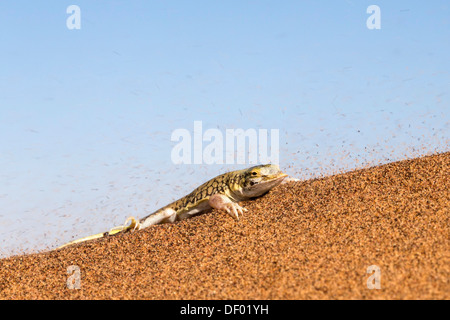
[56, 216, 140, 250]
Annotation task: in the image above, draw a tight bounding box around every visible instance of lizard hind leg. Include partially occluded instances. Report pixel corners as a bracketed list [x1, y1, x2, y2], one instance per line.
[139, 207, 177, 229]
[108, 216, 140, 235]
[208, 194, 247, 221]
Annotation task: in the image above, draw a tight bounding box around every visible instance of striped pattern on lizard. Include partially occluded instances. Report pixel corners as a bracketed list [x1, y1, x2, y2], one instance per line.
[57, 164, 289, 249]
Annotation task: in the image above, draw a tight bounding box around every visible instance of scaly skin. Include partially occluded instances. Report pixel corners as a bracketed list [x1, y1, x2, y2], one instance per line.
[57, 164, 288, 249]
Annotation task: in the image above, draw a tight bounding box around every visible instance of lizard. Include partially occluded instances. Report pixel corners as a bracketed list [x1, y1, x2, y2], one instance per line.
[57, 164, 289, 249]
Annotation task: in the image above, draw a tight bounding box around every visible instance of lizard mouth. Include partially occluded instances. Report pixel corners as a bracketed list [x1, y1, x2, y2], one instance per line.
[262, 172, 288, 182]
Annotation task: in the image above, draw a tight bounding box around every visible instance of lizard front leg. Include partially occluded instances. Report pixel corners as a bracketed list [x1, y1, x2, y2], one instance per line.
[209, 194, 247, 221]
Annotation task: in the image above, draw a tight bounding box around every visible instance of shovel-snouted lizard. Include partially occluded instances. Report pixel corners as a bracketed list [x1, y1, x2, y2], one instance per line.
[57, 164, 288, 249]
[138, 164, 288, 228]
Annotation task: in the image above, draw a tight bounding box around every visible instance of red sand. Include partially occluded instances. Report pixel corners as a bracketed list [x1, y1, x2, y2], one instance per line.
[0, 152, 449, 299]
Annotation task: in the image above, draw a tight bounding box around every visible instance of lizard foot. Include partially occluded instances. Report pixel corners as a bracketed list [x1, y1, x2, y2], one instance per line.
[209, 194, 248, 221]
[108, 216, 140, 235]
[222, 202, 248, 221]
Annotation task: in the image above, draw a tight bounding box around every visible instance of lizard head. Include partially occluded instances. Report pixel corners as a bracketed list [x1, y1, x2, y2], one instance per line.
[235, 164, 288, 198]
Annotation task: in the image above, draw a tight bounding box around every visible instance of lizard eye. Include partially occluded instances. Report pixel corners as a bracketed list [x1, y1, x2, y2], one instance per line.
[252, 172, 257, 176]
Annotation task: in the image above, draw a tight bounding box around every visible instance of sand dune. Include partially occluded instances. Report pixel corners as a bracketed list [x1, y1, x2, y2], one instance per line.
[0, 152, 449, 299]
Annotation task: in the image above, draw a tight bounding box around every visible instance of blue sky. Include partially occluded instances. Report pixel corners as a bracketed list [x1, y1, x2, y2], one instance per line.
[0, 1, 449, 256]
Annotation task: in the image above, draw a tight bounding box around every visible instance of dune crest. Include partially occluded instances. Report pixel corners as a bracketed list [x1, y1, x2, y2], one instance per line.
[1, 152, 449, 299]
